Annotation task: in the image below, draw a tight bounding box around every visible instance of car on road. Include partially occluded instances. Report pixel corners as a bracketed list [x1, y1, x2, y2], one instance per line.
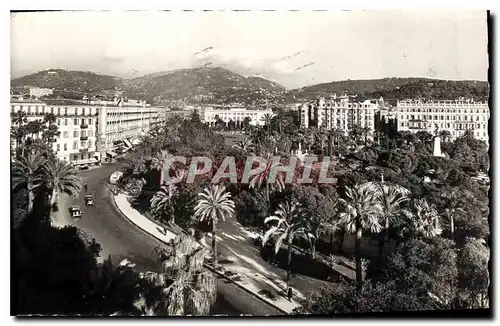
[69, 205, 82, 219]
[85, 195, 94, 206]
[109, 171, 124, 184]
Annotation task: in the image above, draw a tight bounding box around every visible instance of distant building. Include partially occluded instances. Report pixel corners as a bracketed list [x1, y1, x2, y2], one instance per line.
[11, 97, 99, 165]
[394, 99, 489, 143]
[199, 105, 274, 127]
[29, 87, 53, 98]
[299, 94, 381, 140]
[96, 98, 167, 159]
[10, 96, 168, 165]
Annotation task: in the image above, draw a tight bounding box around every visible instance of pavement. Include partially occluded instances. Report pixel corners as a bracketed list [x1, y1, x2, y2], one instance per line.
[114, 192, 302, 313]
[51, 156, 283, 316]
[113, 185, 340, 314]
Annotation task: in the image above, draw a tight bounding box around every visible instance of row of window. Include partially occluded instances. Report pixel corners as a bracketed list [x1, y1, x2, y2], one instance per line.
[401, 125, 487, 138]
[401, 121, 487, 130]
[11, 105, 98, 116]
[402, 115, 486, 121]
[311, 104, 376, 109]
[60, 130, 94, 138]
[398, 108, 488, 114]
[305, 108, 376, 113]
[107, 111, 158, 116]
[56, 140, 93, 152]
[56, 118, 94, 126]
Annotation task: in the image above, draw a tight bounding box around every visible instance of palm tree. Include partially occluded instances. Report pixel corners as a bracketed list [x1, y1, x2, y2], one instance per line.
[138, 135, 160, 156]
[262, 200, 310, 288]
[339, 183, 383, 283]
[248, 154, 285, 233]
[193, 184, 235, 268]
[150, 171, 186, 225]
[150, 150, 173, 187]
[301, 127, 316, 152]
[369, 181, 410, 256]
[328, 128, 346, 156]
[141, 235, 216, 315]
[11, 111, 29, 156]
[440, 190, 466, 240]
[11, 149, 45, 215]
[439, 130, 452, 143]
[42, 156, 82, 224]
[410, 199, 443, 238]
[261, 113, 274, 133]
[360, 126, 372, 145]
[349, 124, 363, 147]
[232, 137, 254, 153]
[308, 197, 340, 259]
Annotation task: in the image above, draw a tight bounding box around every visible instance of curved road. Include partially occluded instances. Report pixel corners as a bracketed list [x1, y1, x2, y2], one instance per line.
[63, 157, 282, 316]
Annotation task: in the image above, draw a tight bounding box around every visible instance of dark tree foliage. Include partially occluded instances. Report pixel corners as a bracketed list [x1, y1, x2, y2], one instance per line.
[294, 280, 435, 315]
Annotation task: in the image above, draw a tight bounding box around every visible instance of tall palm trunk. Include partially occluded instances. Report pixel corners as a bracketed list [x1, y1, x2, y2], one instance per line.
[287, 236, 292, 288]
[159, 165, 164, 187]
[337, 229, 345, 253]
[311, 238, 317, 259]
[27, 184, 35, 215]
[378, 215, 390, 256]
[450, 214, 455, 240]
[48, 189, 57, 225]
[329, 232, 335, 251]
[355, 216, 363, 283]
[212, 218, 218, 269]
[264, 182, 270, 235]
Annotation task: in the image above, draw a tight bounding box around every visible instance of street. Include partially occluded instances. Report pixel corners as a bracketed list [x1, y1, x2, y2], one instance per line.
[59, 158, 283, 316]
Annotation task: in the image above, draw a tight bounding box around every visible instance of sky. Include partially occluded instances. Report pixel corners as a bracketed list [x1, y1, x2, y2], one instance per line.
[10, 10, 489, 89]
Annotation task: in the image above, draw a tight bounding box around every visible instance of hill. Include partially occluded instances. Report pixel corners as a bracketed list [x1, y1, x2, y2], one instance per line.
[123, 67, 287, 105]
[285, 78, 489, 102]
[12, 67, 287, 105]
[11, 69, 122, 94]
[12, 69, 489, 106]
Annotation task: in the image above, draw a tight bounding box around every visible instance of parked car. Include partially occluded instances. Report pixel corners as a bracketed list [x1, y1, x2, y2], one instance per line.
[85, 195, 94, 206]
[70, 205, 82, 219]
[109, 171, 124, 184]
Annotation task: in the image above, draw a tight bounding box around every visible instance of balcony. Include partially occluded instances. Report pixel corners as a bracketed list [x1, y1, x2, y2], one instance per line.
[80, 136, 88, 141]
[80, 124, 88, 129]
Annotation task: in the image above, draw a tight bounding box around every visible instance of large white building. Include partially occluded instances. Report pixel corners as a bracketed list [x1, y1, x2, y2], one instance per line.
[395, 99, 489, 143]
[29, 87, 53, 98]
[96, 98, 167, 159]
[299, 95, 380, 140]
[199, 105, 274, 127]
[11, 98, 99, 165]
[10, 96, 167, 166]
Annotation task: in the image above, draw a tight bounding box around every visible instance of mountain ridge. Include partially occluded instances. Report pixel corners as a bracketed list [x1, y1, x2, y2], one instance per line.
[11, 68, 489, 104]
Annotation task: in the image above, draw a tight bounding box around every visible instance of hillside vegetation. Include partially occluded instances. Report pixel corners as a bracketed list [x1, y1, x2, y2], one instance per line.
[12, 69, 489, 105]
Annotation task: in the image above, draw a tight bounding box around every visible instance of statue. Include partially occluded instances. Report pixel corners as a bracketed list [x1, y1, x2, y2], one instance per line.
[434, 124, 439, 137]
[433, 124, 444, 157]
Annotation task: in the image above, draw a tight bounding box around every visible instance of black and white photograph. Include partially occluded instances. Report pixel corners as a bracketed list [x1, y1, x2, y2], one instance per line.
[9, 9, 491, 317]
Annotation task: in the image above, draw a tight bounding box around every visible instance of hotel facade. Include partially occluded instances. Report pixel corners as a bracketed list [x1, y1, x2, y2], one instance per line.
[394, 99, 489, 143]
[11, 98, 99, 164]
[199, 105, 274, 127]
[10, 97, 167, 166]
[299, 95, 380, 140]
[95, 98, 167, 159]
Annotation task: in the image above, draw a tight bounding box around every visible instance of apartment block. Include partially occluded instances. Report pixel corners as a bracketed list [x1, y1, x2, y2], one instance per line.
[395, 99, 489, 143]
[299, 95, 380, 140]
[199, 105, 274, 127]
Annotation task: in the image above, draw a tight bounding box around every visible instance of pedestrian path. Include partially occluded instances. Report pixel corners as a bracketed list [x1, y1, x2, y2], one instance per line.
[113, 193, 301, 314]
[114, 194, 177, 244]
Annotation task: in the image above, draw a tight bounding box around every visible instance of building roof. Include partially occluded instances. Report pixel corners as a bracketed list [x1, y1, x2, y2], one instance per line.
[42, 99, 88, 106]
[10, 97, 45, 104]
